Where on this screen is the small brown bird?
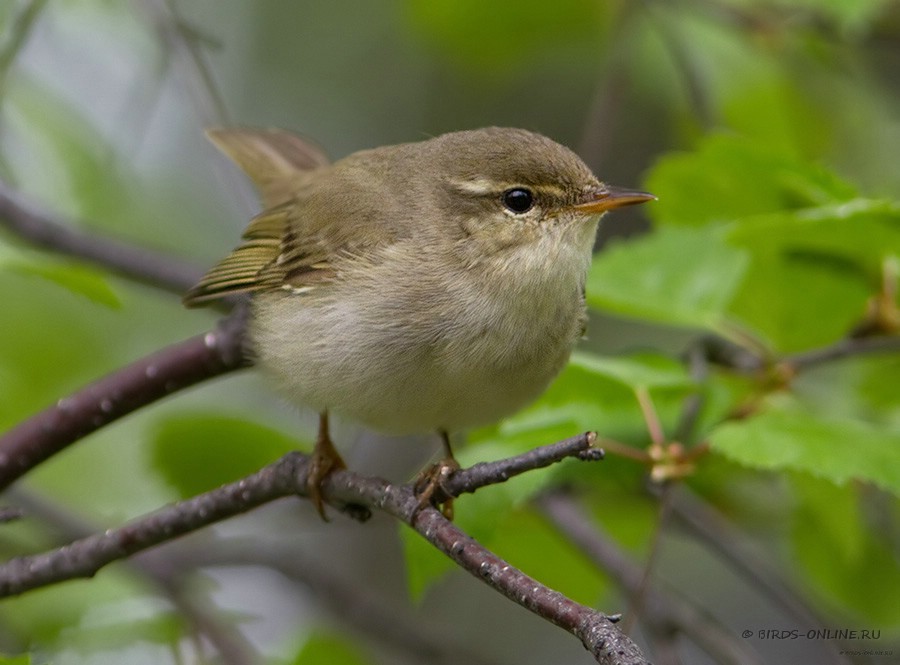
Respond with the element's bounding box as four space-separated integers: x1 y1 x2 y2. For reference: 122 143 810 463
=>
184 127 654 516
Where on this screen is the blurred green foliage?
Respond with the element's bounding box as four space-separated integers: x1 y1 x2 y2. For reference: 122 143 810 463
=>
1 1 899 664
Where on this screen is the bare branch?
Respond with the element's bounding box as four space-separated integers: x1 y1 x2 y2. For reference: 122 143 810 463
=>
413 512 644 665
443 431 603 499
0 181 207 295
0 453 305 597
0 436 647 665
0 306 249 492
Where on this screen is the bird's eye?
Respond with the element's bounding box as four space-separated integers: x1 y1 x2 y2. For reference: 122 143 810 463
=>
501 187 535 214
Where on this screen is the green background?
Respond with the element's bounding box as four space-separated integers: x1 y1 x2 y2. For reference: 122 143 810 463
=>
0 1 898 664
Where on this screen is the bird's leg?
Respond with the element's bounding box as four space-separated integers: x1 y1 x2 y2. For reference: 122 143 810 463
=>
414 429 461 520
307 410 346 520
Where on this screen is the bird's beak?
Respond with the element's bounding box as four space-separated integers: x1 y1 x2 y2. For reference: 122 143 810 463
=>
573 185 656 215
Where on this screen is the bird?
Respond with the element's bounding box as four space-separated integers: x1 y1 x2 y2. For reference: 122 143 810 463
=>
184 126 654 517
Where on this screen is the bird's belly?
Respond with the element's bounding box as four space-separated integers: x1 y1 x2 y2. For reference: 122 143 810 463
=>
250 290 579 434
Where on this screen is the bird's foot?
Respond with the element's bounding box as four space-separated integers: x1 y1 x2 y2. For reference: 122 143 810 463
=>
307 412 346 520
413 456 461 520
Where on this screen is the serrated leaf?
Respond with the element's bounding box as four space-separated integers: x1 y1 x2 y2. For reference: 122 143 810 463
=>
727 242 874 352
150 412 302 498
729 198 900 270
644 133 858 227
709 407 900 496
587 225 749 332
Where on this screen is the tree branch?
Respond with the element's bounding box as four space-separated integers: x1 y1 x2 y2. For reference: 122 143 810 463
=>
0 305 250 492
0 181 207 295
0 435 649 665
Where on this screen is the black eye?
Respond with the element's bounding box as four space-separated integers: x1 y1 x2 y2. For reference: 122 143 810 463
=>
502 187 535 214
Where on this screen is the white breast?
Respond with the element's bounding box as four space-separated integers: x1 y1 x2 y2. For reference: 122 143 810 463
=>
250 220 596 434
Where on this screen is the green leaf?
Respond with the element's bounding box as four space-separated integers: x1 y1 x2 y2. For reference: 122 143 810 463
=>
402 351 691 599
451 352 696 549
644 133 857 227
290 631 369 665
0 569 152 647
401 524 456 601
728 198 900 276
709 404 900 496
0 655 31 665
484 508 605 606
570 350 693 391
790 476 900 625
726 214 879 351
150 412 302 498
6 68 132 223
587 225 749 332
0 241 120 307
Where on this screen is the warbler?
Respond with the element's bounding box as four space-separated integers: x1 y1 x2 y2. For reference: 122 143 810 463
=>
184 127 654 516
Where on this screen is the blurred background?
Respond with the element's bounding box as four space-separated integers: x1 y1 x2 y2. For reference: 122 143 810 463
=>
1 1 899 664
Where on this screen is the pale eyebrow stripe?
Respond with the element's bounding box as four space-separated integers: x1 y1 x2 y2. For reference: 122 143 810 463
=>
447 178 567 199
447 178 500 195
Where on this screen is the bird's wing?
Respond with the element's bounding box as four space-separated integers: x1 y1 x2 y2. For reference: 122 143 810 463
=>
206 127 330 208
182 206 296 305
184 128 405 306
182 198 398 306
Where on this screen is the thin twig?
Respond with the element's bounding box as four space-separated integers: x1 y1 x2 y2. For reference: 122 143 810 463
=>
0 436 646 664
620 482 670 635
0 306 250 492
0 180 207 295
136 0 231 128
444 431 603 498
134 0 260 218
673 339 711 443
635 388 665 447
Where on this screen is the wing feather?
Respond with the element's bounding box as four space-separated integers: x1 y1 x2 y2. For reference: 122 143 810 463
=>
183 208 297 305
